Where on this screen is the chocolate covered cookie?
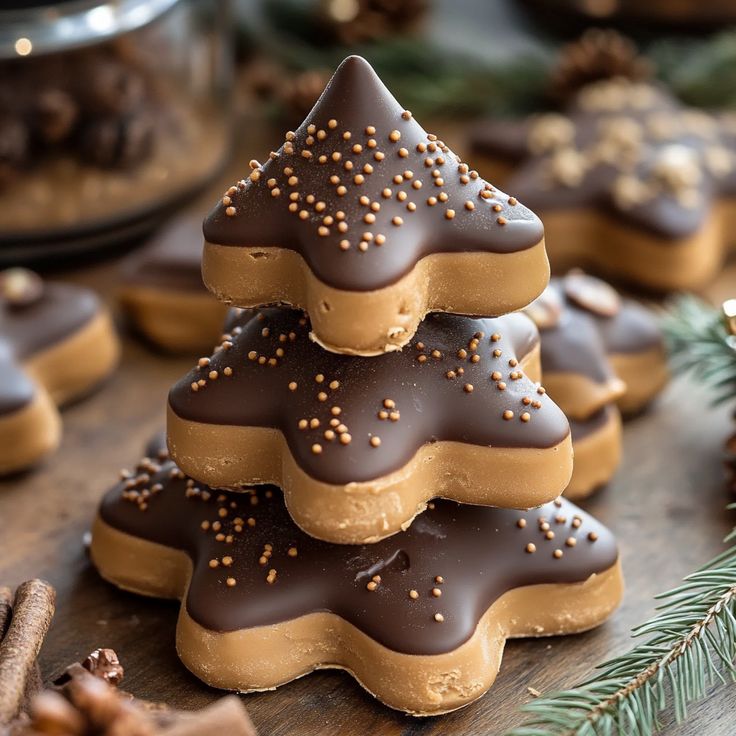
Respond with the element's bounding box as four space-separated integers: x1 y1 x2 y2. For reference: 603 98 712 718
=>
0 269 119 473
167 308 572 544
471 77 736 291
203 56 549 355
524 272 668 498
91 439 622 716
120 215 227 352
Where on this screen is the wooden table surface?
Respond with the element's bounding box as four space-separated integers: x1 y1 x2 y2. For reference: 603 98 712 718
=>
1 133 736 735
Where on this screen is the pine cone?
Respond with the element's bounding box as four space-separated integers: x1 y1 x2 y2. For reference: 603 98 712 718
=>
319 0 429 45
548 29 653 103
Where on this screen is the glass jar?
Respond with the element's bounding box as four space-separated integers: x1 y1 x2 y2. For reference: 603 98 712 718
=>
0 0 233 262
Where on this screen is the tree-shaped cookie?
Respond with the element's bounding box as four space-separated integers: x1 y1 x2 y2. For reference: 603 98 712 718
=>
168 308 572 543
471 35 736 291
203 56 549 355
0 269 119 473
91 438 622 716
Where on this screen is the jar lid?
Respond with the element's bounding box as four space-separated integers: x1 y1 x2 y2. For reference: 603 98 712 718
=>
0 0 180 59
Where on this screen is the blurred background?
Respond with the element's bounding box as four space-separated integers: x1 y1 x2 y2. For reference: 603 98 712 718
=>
3 0 736 269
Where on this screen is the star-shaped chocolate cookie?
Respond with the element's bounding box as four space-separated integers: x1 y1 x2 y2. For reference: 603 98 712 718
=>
203 56 549 355
471 77 736 291
91 438 622 716
0 269 119 473
167 308 572 543
120 215 227 353
524 272 668 498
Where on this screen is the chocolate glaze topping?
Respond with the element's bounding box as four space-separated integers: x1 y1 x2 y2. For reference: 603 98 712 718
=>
98 439 618 655
204 56 544 292
568 405 615 442
471 78 736 239
123 215 207 293
168 308 570 485
0 271 100 415
527 273 663 385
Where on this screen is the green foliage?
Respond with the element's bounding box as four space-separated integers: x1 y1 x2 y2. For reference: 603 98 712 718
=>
507 300 736 736
507 515 736 736
245 2 736 117
650 32 736 109
663 296 736 404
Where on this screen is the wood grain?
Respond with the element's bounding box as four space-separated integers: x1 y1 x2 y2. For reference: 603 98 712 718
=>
0 131 735 735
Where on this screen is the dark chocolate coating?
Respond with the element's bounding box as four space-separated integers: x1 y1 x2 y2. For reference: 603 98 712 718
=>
204 56 544 292
537 275 663 385
471 80 736 239
568 405 614 442
0 280 100 415
168 308 570 485
98 443 618 655
123 214 206 293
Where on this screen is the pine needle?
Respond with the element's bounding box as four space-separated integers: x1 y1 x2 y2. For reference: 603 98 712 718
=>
507 530 736 735
662 295 736 404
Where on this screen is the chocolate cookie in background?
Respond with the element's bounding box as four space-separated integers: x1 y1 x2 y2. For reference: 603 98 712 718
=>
167 307 573 544
120 215 227 353
524 272 668 499
203 55 549 356
0 269 119 475
90 436 622 716
469 31 736 292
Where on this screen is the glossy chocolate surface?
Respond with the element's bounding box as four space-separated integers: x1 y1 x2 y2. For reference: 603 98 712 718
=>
568 405 614 442
0 275 99 415
123 214 206 293
168 308 570 485
98 440 618 655
471 79 736 239
530 274 663 385
204 56 544 292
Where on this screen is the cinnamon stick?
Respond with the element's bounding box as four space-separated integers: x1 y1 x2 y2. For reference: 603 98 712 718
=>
0 580 55 725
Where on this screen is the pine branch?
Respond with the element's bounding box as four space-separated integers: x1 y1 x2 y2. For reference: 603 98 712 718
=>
507 510 736 736
662 295 736 404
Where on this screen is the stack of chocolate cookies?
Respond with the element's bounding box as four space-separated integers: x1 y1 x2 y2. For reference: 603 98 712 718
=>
91 57 624 715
